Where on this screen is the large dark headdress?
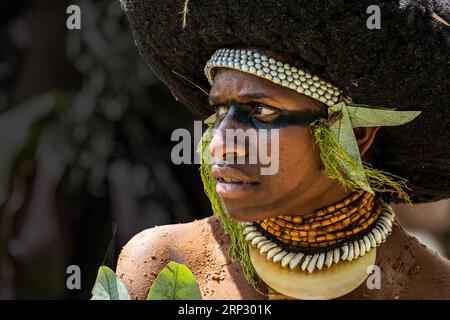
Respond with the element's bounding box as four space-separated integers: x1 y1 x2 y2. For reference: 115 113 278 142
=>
120 0 450 202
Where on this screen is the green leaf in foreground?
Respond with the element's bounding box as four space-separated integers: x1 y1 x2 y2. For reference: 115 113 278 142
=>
91 266 130 300
147 261 202 300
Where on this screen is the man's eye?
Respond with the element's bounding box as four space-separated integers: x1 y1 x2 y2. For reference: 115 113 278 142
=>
253 105 279 121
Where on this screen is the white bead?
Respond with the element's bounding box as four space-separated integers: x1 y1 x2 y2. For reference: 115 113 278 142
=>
288 83 297 90
289 252 305 269
267 246 283 260
281 252 296 267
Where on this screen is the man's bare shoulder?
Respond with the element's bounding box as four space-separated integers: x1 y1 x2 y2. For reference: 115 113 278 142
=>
116 215 226 299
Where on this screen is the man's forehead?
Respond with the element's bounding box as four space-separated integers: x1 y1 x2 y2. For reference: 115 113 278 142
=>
209 68 325 110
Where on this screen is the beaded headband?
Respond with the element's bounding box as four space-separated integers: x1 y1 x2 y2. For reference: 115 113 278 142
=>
204 48 341 107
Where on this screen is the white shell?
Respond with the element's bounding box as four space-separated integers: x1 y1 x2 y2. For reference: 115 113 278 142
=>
307 253 320 273
364 236 372 251
243 226 257 234
347 243 355 261
252 236 267 247
325 251 334 268
341 244 349 260
267 246 282 260
380 216 393 228
249 245 377 300
354 240 360 258
245 231 261 241
301 255 312 271
260 242 277 254
359 239 366 256
281 252 296 267
377 226 387 242
333 248 340 263
273 250 288 263
372 228 382 244
316 253 326 270
377 221 389 234
256 239 270 248
289 252 305 270
368 232 377 248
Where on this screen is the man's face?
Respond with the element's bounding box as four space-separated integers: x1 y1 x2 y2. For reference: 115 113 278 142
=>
208 68 347 222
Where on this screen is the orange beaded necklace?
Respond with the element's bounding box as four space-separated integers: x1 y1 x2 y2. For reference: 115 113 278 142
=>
257 191 382 251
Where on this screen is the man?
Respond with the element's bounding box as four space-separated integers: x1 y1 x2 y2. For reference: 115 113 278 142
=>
116 0 450 299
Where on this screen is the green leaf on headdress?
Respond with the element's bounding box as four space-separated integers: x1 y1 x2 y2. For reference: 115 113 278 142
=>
326 101 421 193
147 261 202 300
335 105 421 128
204 113 216 126
327 102 371 192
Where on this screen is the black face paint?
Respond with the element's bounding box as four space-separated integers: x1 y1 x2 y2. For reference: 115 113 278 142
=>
213 102 326 129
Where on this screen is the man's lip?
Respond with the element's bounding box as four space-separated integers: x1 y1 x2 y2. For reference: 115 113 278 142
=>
212 165 260 198
211 165 260 183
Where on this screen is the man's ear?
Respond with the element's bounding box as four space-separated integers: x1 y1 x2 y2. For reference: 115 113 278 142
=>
353 127 380 158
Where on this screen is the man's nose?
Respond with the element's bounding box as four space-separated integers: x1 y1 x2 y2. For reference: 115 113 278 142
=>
209 116 248 161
